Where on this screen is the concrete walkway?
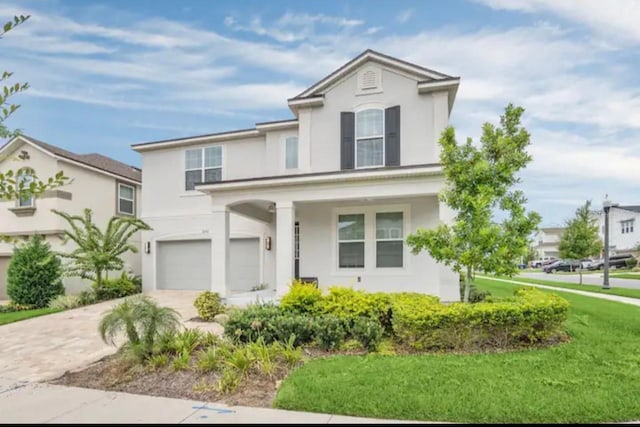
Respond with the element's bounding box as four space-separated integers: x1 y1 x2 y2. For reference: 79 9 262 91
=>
481 276 640 307
519 271 640 290
0 381 423 424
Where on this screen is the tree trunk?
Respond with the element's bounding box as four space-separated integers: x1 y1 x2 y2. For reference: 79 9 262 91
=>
464 266 472 303
96 269 102 285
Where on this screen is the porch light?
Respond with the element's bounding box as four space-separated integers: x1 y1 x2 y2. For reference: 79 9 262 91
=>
144 241 151 254
265 236 272 251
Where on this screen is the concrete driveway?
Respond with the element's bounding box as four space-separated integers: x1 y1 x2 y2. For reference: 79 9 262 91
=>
0 291 220 383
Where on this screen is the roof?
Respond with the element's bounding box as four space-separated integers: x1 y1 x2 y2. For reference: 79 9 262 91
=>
3 135 141 183
618 205 640 213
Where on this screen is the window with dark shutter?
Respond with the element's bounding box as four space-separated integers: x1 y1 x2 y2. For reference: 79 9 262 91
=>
341 112 355 170
385 106 400 166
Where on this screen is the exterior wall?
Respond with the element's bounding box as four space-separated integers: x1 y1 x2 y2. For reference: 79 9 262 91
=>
533 228 563 258
598 208 640 253
0 141 142 294
294 196 453 298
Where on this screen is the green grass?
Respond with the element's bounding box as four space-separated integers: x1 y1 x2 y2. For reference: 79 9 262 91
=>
0 307 61 326
274 279 640 423
611 273 640 280
495 275 640 299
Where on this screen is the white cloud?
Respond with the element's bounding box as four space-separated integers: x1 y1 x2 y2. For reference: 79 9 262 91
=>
396 9 414 23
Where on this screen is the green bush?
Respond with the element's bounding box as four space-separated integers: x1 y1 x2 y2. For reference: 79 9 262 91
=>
320 287 392 330
315 315 347 350
625 257 638 268
48 294 81 310
280 280 323 314
78 289 98 306
93 272 141 301
194 291 224 321
350 317 384 352
392 287 569 351
7 235 64 308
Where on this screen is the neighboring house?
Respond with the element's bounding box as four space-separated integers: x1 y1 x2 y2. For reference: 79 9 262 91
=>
594 205 640 256
132 49 461 301
533 227 564 259
0 135 142 298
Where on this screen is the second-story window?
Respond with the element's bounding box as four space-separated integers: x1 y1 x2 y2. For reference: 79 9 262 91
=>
621 219 635 234
355 109 384 168
16 167 34 208
118 183 135 216
185 146 223 191
285 137 298 169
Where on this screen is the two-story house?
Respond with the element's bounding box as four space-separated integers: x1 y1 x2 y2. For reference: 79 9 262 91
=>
0 135 142 298
595 205 640 255
533 227 565 259
132 50 461 301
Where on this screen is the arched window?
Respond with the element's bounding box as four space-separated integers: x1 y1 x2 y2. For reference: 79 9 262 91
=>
355 108 384 168
16 168 35 208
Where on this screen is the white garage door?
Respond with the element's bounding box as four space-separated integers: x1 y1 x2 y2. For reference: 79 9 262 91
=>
229 238 260 292
0 256 10 299
157 240 211 290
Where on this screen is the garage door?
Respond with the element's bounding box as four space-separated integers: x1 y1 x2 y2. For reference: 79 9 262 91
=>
157 240 211 290
0 256 9 299
229 238 260 292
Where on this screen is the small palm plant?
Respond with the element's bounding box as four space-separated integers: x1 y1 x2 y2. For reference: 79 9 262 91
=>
98 295 181 360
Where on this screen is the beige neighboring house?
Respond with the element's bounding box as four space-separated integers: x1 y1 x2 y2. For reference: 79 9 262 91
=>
533 227 565 259
0 135 142 299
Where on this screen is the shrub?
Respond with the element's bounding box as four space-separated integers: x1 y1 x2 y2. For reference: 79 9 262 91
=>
7 235 64 308
194 291 224 321
0 302 34 313
350 317 384 352
78 289 98 306
48 294 81 310
280 280 323 314
321 287 392 330
93 272 141 301
197 347 222 373
391 287 569 351
625 257 638 268
314 315 347 350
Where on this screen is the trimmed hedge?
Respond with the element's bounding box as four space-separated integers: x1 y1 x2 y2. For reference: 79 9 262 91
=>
93 272 141 301
280 280 323 315
392 287 569 351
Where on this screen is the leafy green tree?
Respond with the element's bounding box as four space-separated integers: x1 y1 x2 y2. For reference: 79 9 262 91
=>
406 104 541 302
558 200 603 284
0 15 68 207
52 208 152 284
99 295 181 360
7 235 64 307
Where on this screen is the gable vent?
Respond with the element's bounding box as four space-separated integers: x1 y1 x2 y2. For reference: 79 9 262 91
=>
361 70 378 89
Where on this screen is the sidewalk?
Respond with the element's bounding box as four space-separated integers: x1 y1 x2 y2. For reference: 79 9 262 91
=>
480 276 640 307
0 380 426 424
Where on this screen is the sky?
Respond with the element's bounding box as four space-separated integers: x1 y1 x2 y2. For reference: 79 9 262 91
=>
1 0 639 226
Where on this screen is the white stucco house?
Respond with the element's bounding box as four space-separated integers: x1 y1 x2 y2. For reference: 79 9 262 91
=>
594 205 640 255
0 135 142 297
133 49 461 301
533 227 565 259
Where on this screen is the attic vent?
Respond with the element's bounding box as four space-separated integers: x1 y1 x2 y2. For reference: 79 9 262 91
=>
361 70 378 89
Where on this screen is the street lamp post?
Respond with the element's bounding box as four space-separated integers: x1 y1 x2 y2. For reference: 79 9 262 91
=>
602 198 619 290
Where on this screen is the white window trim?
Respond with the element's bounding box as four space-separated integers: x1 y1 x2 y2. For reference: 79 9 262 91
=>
184 145 225 192
283 135 299 171
117 183 136 216
355 108 385 169
621 219 635 234
332 204 411 276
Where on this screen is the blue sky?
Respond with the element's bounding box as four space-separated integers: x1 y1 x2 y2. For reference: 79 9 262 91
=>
2 0 639 226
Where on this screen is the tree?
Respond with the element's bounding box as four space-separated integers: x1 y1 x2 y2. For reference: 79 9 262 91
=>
52 208 152 284
406 104 541 302
558 200 603 285
0 15 68 207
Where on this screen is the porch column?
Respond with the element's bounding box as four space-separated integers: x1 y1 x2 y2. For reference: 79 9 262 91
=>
438 200 460 302
276 201 295 297
211 205 229 297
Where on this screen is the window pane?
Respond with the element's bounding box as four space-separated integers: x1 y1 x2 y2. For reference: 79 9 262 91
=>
285 137 298 169
119 185 134 200
204 168 222 182
356 138 383 167
205 146 222 168
19 195 33 207
377 241 403 268
356 109 383 138
185 149 202 170
376 212 403 239
338 214 365 240
119 199 134 215
339 242 365 268
185 170 201 191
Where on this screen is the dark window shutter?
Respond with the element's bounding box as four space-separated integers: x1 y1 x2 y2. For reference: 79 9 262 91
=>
385 106 401 166
341 112 355 170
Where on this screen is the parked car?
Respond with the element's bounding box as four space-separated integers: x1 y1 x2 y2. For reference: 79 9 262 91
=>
580 258 594 269
587 254 635 270
544 259 582 273
531 257 557 268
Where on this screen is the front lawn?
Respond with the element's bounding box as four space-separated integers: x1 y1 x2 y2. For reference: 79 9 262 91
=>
274 278 640 423
0 307 62 326
495 275 640 299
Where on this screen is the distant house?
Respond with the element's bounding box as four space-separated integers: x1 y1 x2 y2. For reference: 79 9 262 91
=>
0 135 142 298
593 205 640 256
533 227 565 259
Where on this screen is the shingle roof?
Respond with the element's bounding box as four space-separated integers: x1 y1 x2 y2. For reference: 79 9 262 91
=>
15 135 141 183
619 205 640 213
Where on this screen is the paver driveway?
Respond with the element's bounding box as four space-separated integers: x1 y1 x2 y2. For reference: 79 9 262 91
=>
0 291 221 382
